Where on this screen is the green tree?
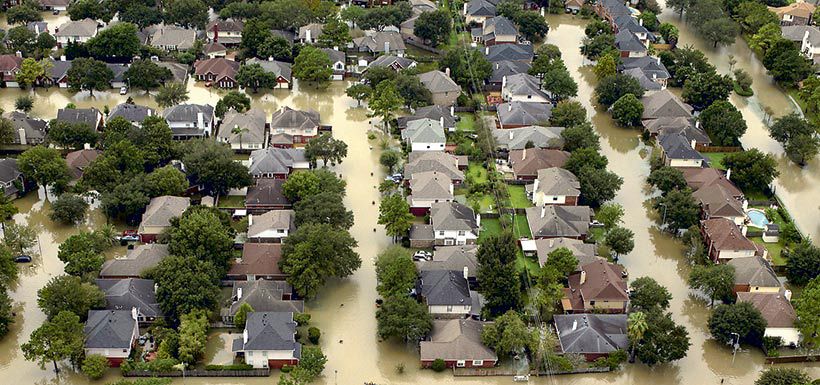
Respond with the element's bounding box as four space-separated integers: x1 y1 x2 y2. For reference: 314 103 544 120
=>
145 165 189 197
682 71 733 111
639 11 658 31
629 276 672 312
604 226 634 257
786 240 820 286
375 295 432 342
413 9 451 46
0 288 14 339
66 58 114 96
177 309 209 364
181 139 253 196
168 208 234 272
593 53 617 80
49 194 88 224
240 19 272 58
233 303 253 328
346 83 372 106
634 309 690 365
481 310 535 358
708 302 767 347
124 60 173 92
769 113 820 166
477 233 522 316
379 150 401 173
515 11 550 42
564 147 607 175
293 46 332 87
119 4 164 28
654 188 699 231
595 74 644 107
798 76 820 114
689 264 735 306
235 64 274 93
164 0 209 29
378 193 413 242
68 0 113 22
375 246 417 298
318 17 352 48
659 23 680 46
395 73 433 109
795 276 820 347
6 26 37 56
281 223 361 299
0 246 17 283
611 93 643 127
368 80 404 132
560 122 600 152
21 310 85 372
304 133 348 167
749 23 781 54
147 255 221 325
438 47 492 92
577 166 623 207
540 59 577 101
81 354 109 380
698 100 747 146
86 22 141 60
648 166 687 195
596 203 624 230
762 38 813 86
720 150 779 192
16 58 44 89
3 223 37 254
294 191 354 229
6 2 42 25
550 100 587 128
585 20 612 38
259 35 293 62
18 146 70 199
46 120 98 150
57 232 106 277
155 82 189 108
15 95 34 112
755 368 812 385
544 247 579 278
278 346 327 385
735 1 778 35
581 34 616 60
627 311 648 363
698 17 738 48
660 46 714 87
215 91 251 118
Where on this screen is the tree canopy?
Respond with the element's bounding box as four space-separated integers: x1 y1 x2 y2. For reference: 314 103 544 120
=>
477 233 522 316
708 302 767 347
281 223 361 299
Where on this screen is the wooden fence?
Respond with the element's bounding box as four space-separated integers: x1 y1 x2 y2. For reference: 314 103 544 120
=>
453 366 610 377
764 354 820 364
694 144 743 153
124 369 270 377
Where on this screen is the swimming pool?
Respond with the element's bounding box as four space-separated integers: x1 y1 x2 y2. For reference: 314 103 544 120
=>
747 209 770 228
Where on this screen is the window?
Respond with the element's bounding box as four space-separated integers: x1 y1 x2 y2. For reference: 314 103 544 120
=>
552 196 558 201
458 231 465 236
472 360 484 366
263 351 268 357
277 229 285 233
590 301 596 306
447 305 453 312
439 231 445 236
456 360 466 367
248 351 254 357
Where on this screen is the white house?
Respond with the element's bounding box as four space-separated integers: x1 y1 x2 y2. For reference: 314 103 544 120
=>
501 73 550 103
55 19 98 46
162 104 215 139
247 210 295 243
431 202 480 246
738 291 801 347
84 309 139 367
528 167 580 206
401 118 446 152
232 312 301 369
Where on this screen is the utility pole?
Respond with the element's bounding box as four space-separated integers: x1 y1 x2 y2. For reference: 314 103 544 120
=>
730 332 740 364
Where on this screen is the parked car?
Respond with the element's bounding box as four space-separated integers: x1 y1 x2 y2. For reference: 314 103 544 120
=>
119 86 128 95
14 255 32 263
412 250 432 261
119 230 139 242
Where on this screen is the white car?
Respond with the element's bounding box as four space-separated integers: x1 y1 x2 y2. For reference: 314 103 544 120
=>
119 86 128 95
412 250 432 261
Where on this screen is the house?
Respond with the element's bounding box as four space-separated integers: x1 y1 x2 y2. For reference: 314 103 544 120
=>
508 148 570 180
352 31 406 56
203 41 228 58
614 29 646 58
162 104 215 139
194 57 240 88
484 44 534 63
497 101 553 129
623 67 663 91
728 256 781 294
39 0 69 11
613 14 653 44
150 25 196 51
488 60 532 87
43 57 72 88
770 2 815 26
99 244 170 279
218 109 268 150
232 312 301 369
138 196 191 242
643 117 710 147
398 105 456 131
55 18 98 46
246 178 292 213
207 18 243 46
228 243 287 281
737 291 800 346
798 27 820 64
418 270 473 316
84 310 139 367
321 48 346 80
681 168 743 198
401 118 446 151
65 149 101 180
595 0 631 24
269 107 321 145
417 245 479 284
245 58 293 89
157 61 190 84
0 54 22 87
221 280 303 325
619 56 670 89
410 0 437 14
472 16 518 45
658 133 707 168
528 167 580 206
527 205 591 240
641 89 693 121
247 210 295 243
298 23 323 44
562 260 629 313
501 73 549 103
0 158 23 197
404 151 467 184
463 0 497 25
532 237 597 268
108 103 156 127
4 111 46 145
420 318 497 368
692 183 747 225
248 148 309 179
492 126 564 150
107 63 129 89
430 201 479 246
56 107 103 132
418 70 461 107
271 29 296 44
701 218 759 262
96 278 162 324
366 55 417 72
408 171 454 215
554 314 628 361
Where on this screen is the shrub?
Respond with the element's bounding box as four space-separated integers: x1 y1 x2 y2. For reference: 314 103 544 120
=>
431 358 446 372
294 313 311 326
81 354 109 379
308 326 321 344
395 362 405 374
204 364 254 371
281 364 294 373
121 358 180 374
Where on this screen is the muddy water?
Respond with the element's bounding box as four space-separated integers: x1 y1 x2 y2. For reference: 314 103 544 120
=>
655 6 820 241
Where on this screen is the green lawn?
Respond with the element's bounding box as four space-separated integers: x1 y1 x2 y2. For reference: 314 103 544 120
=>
745 190 771 201
479 218 502 242
456 113 476 132
588 227 606 243
466 162 489 184
515 249 540 276
750 237 787 266
217 195 245 208
507 185 532 208
704 152 730 169
511 214 531 238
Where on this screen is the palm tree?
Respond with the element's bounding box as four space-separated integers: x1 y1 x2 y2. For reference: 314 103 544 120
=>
627 311 648 363
94 224 119 248
231 125 249 150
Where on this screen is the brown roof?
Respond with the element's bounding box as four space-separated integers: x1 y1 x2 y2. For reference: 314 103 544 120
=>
692 183 745 219
565 260 628 310
769 2 815 19
66 149 101 180
420 319 497 362
0 54 22 73
509 148 570 178
728 256 781 288
246 178 291 208
701 218 757 252
229 243 284 278
737 292 796 328
194 57 240 82
681 167 743 197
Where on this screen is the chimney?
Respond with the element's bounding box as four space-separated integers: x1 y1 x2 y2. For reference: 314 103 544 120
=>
449 182 454 196
15 51 22 58
213 23 219 43
445 67 450 77
237 287 243 300
131 307 138 321
384 41 390 54
725 168 731 181
248 214 253 227
784 290 792 302
540 205 546 218
60 55 66 62
509 130 514 140
18 128 26 146
463 2 468 14
639 18 643 26
580 270 587 285
440 116 444 128
154 283 158 293
502 75 507 89
549 239 554 248
495 63 499 69
475 213 481 228
83 142 91 150
450 106 454 117
522 148 527 160
463 266 469 280
533 178 539 194
243 328 248 343
741 225 748 237
268 56 274 62
657 56 661 66
306 28 312 43
690 139 696 150
485 46 489 55
653 73 657 79
197 111 204 129
571 319 577 331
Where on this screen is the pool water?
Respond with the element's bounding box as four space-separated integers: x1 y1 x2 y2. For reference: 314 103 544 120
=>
747 209 770 228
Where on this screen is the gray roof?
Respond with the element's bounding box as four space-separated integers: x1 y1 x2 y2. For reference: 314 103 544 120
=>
246 58 292 82
218 109 267 145
404 152 465 181
420 270 471 306
228 280 304 316
781 25 819 42
503 72 548 100
497 101 553 126
526 205 591 238
139 196 191 230
271 29 296 43
248 209 295 238
246 178 291 207
150 26 196 50
56 107 100 129
46 58 72 81
4 111 46 144
418 70 461 95
554 314 628 355
27 21 48 35
600 0 631 18
431 202 477 232
353 31 406 53
614 15 652 38
0 158 21 184
402 118 446 144
55 18 97 37
417 245 479 279
492 126 564 150
107 63 128 83
109 103 155 124
619 56 670 80
298 23 324 40
207 18 244 33
641 90 693 120
99 244 170 278
233 312 300 352
398 105 455 130
465 0 496 16
420 318 497 362
659 133 705 161
623 67 662 91
409 171 453 202
84 310 136 349
533 167 580 196
156 62 189 83
485 44 534 63
368 55 416 70
490 60 532 84
321 48 345 65
656 120 711 146
270 106 319 131
614 29 646 53
534 237 598 268
249 148 306 176
96 278 162 318
482 16 517 41
163 104 214 124
728 256 781 288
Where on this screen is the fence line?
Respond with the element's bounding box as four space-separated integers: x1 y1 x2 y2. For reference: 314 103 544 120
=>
124 369 270 377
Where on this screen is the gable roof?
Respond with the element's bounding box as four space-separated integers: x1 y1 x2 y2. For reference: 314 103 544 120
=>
228 280 303 315
321 48 345 65
568 260 629 302
492 126 564 150
420 318 497 361
534 237 597 268
398 105 456 130
163 103 214 124
420 270 471 306
728 256 781 288
56 107 100 128
368 55 416 70
235 312 299 351
298 23 324 40
482 16 517 41
417 245 479 278
248 210 295 237
99 244 170 278
84 310 136 349
692 183 745 218
404 152 465 181
623 67 662 91
619 56 670 80
353 31 406 53
410 171 454 202
641 90 693 120
533 167 580 197
402 118 446 144
4 111 46 143
681 167 742 197
490 60 532 84
497 101 553 127
230 243 285 278
207 18 244 33
614 29 646 53
509 148 570 177
203 41 227 54
270 106 320 130
156 61 190 83
503 72 548 100
0 158 20 184
737 291 797 328
218 109 267 145
66 149 101 180
701 218 757 252
246 58 292 81
0 55 22 73
485 44 534 62
769 2 815 19
526 205 591 238
194 57 240 81
139 196 190 230
554 314 628 354
150 25 196 50
55 18 97 37
46 58 72 81
418 70 461 95
96 278 162 318
431 202 477 232
658 133 705 161
246 178 291 207
249 148 307 176
465 0 497 17
109 103 155 124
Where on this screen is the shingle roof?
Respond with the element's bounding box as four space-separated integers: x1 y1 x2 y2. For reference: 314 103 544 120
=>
194 57 240 81
99 244 170 278
619 56 670 80
485 44 534 62
203 41 227 54
701 218 757 252
526 205 591 238
418 70 461 95
554 314 628 355
228 280 303 316
417 245 479 278
353 31 406 53
681 168 742 197
218 109 267 145
4 111 46 144
246 58 292 81
138 196 190 231
482 16 517 41
420 318 497 362
234 312 299 351
503 72 548 100
492 126 564 150
769 2 816 20
270 106 320 131
465 0 497 17
692 183 745 218
55 19 97 37
533 167 580 197
56 107 100 129
431 202 477 232
321 48 345 65
298 23 324 40
96 278 162 318
490 60 532 84
728 256 781 288
534 237 597 268
150 26 196 50
84 310 136 349
404 152 465 181
420 270 471 306
781 25 819 42
569 260 629 302
641 89 693 120
659 133 705 161
0 54 22 73
65 149 101 180
246 178 291 207
737 291 797 328
46 58 72 81
368 55 415 70
248 210 295 238
410 171 453 202
402 118 446 144
497 101 553 127
156 61 189 83
509 148 570 177
230 243 285 278
614 29 646 53
109 103 155 125
162 104 214 124
623 67 663 91
207 18 244 33
644 117 711 145
398 105 455 130
0 158 20 184
614 15 651 38
249 148 306 176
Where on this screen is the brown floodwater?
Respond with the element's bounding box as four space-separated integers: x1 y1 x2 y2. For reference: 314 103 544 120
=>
0 12 818 385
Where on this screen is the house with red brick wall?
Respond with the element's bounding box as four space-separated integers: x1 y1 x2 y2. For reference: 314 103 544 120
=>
561 260 629 314
554 314 628 361
84 309 139 367
527 167 580 206
232 312 301 369
193 57 240 88
137 196 190 243
420 318 497 369
509 148 570 180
